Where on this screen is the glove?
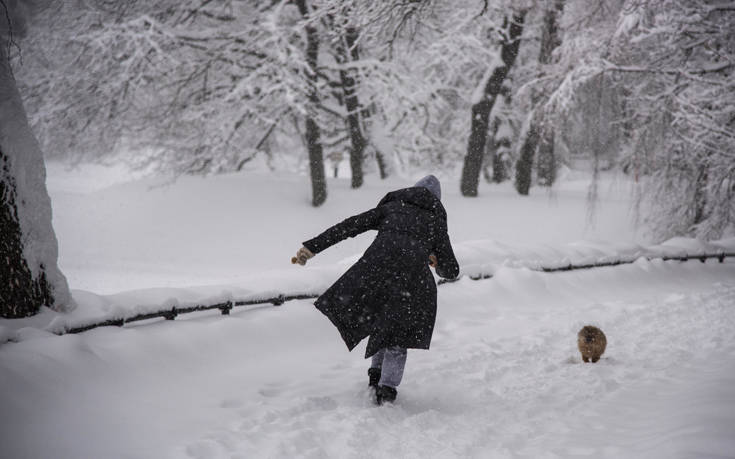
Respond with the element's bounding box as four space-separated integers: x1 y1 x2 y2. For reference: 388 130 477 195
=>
292 246 315 266
429 254 438 268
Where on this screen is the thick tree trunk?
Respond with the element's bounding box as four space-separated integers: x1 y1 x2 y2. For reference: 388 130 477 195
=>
1 151 43 317
460 12 525 197
296 0 327 206
338 25 365 189
0 44 75 317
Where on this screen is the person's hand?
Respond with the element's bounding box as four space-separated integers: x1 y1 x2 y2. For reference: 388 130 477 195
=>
292 246 315 266
429 254 438 268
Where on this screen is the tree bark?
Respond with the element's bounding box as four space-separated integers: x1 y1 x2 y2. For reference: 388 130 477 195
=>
539 0 564 66
1 151 42 317
692 164 708 226
460 12 525 197
534 0 564 187
337 25 365 188
374 145 389 179
515 114 539 195
0 44 75 317
295 0 327 206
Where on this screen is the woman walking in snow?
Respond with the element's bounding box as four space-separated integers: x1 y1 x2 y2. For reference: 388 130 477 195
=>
294 175 459 404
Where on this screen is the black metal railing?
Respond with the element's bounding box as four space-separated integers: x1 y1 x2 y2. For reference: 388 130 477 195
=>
38 250 735 336
438 251 735 284
62 293 321 335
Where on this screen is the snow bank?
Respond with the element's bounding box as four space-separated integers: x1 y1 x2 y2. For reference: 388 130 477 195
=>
1 236 733 338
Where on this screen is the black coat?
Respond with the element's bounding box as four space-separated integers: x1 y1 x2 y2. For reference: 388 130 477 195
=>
303 187 459 358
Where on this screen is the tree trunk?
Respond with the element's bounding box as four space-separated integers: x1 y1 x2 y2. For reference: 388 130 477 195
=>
692 163 708 226
374 147 389 179
539 1 564 66
305 117 327 206
493 137 511 183
296 0 327 206
536 128 556 186
515 1 564 192
338 25 365 189
515 113 539 195
460 12 525 197
483 113 512 184
534 0 564 187
0 44 75 317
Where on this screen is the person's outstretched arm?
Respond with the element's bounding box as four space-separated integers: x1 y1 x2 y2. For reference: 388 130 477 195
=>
301 207 383 256
433 219 459 279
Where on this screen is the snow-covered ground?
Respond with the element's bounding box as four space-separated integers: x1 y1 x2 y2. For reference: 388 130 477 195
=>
43 162 643 294
1 163 734 459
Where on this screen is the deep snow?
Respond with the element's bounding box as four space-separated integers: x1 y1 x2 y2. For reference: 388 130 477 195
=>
1 163 734 459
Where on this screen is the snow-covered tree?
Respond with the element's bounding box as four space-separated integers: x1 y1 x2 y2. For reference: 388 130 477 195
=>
608 0 735 240
17 1 287 173
535 0 733 239
460 10 526 197
13 0 733 239
1 0 74 317
17 1 515 176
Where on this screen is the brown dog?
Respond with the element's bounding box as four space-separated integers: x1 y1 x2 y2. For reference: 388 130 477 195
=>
577 326 607 363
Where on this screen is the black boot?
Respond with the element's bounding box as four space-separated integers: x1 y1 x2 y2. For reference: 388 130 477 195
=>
376 385 397 405
368 367 381 388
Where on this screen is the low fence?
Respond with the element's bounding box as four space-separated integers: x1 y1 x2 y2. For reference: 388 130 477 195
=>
59 251 735 336
438 251 735 283
63 293 320 334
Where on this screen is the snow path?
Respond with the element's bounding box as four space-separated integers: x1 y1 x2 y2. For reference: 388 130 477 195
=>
3 260 733 459
177 262 735 459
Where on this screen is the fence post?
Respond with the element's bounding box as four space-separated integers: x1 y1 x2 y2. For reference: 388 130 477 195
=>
220 301 233 315
163 307 178 321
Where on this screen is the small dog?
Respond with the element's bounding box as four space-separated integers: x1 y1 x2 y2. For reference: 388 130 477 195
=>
577 325 607 363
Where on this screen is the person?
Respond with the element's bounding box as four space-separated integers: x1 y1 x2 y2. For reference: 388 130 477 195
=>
294 175 459 405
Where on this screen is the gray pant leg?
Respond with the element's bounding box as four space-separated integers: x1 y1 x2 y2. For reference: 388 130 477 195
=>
378 346 407 388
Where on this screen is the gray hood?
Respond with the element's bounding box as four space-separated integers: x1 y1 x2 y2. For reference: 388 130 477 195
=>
414 175 441 201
